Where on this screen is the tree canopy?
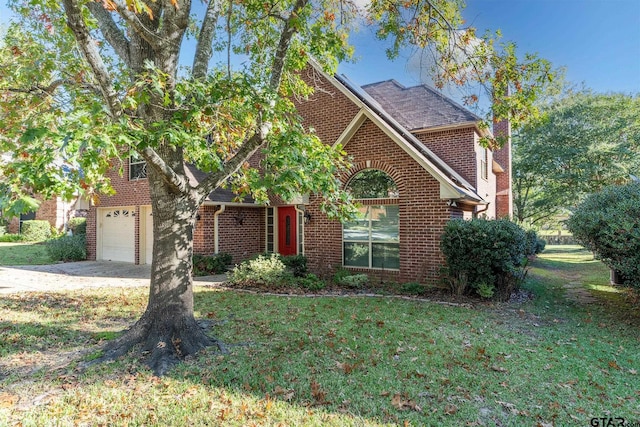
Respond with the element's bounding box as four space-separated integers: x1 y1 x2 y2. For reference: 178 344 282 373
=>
513 90 640 226
1 0 553 374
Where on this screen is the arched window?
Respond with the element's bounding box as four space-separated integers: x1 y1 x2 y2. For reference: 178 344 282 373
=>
346 169 399 199
343 170 399 270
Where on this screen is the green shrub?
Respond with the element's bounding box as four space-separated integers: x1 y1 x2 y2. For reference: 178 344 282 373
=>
45 235 87 262
440 218 528 300
567 182 640 287
67 217 87 235
229 254 293 286
525 229 546 256
338 273 369 289
399 282 426 296
332 267 352 285
0 234 23 242
476 282 495 299
280 254 308 277
193 252 232 276
297 273 326 291
21 220 52 242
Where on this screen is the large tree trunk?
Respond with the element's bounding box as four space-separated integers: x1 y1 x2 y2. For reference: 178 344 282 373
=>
97 167 224 375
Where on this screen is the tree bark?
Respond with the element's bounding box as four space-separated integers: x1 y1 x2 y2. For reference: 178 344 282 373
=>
98 166 224 375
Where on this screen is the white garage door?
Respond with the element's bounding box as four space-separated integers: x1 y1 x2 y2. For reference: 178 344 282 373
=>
99 207 135 262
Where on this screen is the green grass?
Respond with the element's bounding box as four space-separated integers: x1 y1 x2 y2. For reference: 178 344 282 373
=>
1 245 639 426
0 242 53 265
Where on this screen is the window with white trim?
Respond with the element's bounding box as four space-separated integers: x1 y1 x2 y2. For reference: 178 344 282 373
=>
129 153 147 180
265 207 275 253
480 147 488 181
343 169 399 269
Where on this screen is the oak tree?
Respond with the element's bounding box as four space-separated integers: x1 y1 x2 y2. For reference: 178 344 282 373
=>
513 91 640 226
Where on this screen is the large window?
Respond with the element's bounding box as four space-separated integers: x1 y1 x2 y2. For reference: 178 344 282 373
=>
343 169 399 269
343 205 399 269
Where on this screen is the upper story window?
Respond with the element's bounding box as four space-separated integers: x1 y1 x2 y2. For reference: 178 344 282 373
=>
480 147 488 181
343 169 399 270
129 153 147 180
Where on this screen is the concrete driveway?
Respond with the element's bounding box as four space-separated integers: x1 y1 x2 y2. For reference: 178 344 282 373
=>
0 261 227 294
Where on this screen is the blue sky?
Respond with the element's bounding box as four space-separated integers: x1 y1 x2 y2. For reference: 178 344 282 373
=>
341 0 640 95
2 0 639 95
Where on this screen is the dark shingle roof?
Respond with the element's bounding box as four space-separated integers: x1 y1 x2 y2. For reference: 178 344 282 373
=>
185 164 255 204
362 80 481 131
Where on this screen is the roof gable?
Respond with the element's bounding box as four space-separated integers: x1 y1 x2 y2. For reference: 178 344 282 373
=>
362 80 482 131
307 62 485 204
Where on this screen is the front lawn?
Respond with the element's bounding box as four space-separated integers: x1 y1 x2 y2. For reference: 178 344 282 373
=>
0 245 638 426
0 242 53 265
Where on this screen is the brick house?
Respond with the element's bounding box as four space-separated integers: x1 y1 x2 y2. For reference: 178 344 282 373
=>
6 195 89 234
85 63 511 284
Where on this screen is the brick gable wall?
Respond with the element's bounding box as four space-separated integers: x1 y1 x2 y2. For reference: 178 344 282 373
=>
304 118 456 284
295 68 361 145
414 127 478 187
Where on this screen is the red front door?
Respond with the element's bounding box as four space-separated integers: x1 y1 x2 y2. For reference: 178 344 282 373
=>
278 206 297 256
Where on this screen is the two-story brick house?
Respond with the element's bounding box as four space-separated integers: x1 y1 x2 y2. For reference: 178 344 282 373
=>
85 62 511 284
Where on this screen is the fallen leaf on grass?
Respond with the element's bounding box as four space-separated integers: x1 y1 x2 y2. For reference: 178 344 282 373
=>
391 393 422 412
0 392 19 408
608 360 621 370
310 379 328 405
443 403 458 415
491 365 507 373
273 386 295 401
336 360 359 374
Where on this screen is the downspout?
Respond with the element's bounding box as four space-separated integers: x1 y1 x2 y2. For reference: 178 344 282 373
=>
474 203 491 218
213 205 226 254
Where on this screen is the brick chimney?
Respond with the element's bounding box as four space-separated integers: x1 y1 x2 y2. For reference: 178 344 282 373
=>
493 118 512 219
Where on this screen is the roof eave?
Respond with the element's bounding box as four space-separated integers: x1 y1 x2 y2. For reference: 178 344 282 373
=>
411 121 491 138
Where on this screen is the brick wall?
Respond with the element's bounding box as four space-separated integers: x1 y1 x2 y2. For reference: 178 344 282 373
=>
6 195 76 234
493 119 512 218
295 67 361 145
414 127 478 187
217 207 263 263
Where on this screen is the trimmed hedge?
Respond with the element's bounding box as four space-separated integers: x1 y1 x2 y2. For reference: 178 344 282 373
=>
193 252 232 276
67 217 87 235
567 182 640 288
21 220 52 242
46 235 87 262
440 218 529 300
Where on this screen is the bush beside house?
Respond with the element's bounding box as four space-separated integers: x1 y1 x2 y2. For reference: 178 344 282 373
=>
567 182 640 288
440 218 531 300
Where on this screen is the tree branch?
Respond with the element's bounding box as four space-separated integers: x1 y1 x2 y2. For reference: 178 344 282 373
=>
269 0 309 90
139 146 190 194
110 0 162 51
87 2 132 69
61 0 122 118
195 131 266 200
157 0 191 61
7 79 101 96
192 0 223 79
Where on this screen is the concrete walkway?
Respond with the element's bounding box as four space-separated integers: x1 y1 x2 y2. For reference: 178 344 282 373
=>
0 261 227 294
